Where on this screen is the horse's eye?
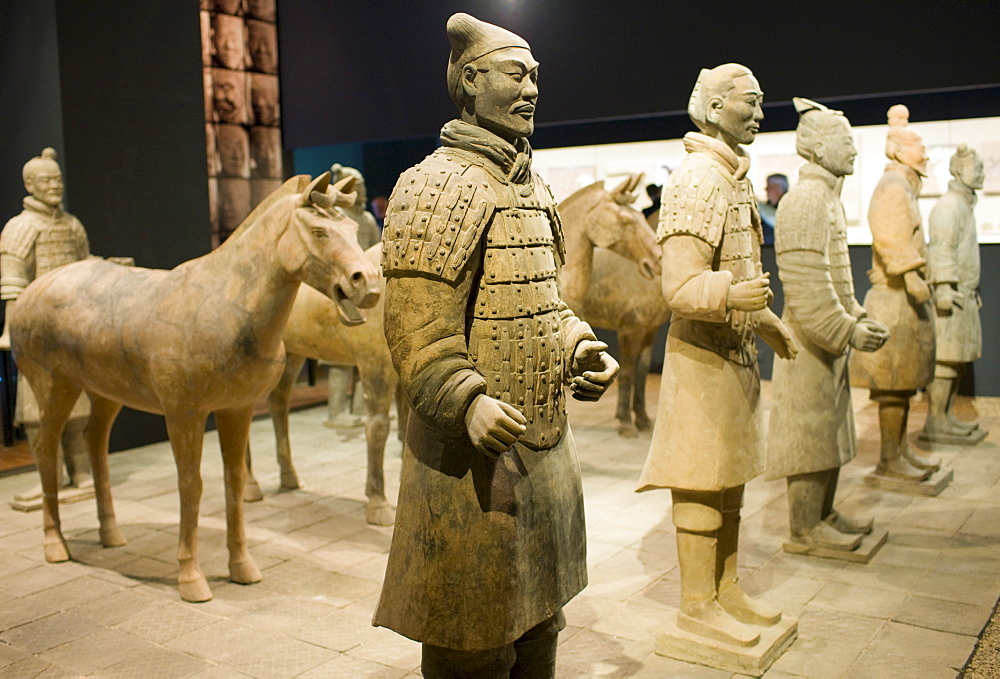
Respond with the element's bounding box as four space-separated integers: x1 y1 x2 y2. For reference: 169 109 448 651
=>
310 226 329 239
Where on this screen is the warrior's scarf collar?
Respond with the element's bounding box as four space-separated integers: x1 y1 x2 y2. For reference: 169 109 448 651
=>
22 195 64 219
683 132 752 181
440 119 533 184
884 161 923 195
948 178 978 207
799 162 845 196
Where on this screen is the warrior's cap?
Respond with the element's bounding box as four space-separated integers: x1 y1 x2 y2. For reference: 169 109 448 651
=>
447 12 530 106
22 147 61 183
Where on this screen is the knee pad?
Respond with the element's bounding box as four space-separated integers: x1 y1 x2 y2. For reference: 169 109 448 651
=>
672 493 723 532
935 363 960 380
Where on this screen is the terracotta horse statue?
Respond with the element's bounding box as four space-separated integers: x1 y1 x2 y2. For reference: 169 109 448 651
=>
558 174 668 437
10 173 380 602
244 243 400 527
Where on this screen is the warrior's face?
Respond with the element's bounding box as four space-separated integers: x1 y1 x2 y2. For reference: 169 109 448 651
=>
711 74 763 148
464 47 539 143
956 153 985 191
817 117 857 178
25 162 64 209
894 134 929 177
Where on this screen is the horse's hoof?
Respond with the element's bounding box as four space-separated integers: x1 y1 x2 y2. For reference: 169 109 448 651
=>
366 502 395 526
618 424 639 439
100 526 127 548
179 575 213 603
229 558 262 585
279 472 301 491
242 481 264 503
44 539 70 563
634 415 653 431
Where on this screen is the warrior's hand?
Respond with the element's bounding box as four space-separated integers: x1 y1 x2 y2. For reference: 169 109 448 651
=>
757 309 797 360
934 284 962 313
850 318 890 352
570 340 618 402
903 270 931 305
728 273 771 312
0 330 9 352
465 394 527 458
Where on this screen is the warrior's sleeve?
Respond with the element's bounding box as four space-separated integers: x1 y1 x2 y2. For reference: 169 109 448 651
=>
927 194 960 285
868 177 925 276
381 157 495 433
0 216 38 300
657 165 732 322
70 216 91 260
775 185 857 355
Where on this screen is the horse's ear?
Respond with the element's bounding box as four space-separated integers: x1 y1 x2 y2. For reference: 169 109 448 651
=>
610 175 632 197
330 176 358 208
628 172 644 194
303 172 332 206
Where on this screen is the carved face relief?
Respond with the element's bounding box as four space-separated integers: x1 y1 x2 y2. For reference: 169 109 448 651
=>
212 14 245 70
817 118 857 178
465 47 539 143
711 74 763 148
957 153 985 191
25 163 64 209
895 136 929 177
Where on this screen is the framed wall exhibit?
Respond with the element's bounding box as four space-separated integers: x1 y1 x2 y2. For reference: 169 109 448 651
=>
534 115 1000 245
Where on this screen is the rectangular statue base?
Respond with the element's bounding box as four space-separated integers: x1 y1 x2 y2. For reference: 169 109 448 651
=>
863 467 953 497
654 610 798 675
9 486 95 512
783 527 887 564
916 428 987 448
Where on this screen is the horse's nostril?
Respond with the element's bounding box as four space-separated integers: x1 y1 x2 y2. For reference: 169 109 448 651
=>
351 271 364 285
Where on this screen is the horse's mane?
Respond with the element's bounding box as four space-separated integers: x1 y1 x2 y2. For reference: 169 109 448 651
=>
560 180 606 212
218 175 311 250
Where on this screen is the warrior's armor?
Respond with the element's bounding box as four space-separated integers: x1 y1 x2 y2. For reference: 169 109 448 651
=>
383 141 580 449
0 197 89 300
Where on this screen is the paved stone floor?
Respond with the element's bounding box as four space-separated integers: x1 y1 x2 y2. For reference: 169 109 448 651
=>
0 378 997 677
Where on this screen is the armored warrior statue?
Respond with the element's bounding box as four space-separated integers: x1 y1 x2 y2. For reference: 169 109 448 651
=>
374 14 618 678
850 105 939 481
767 99 889 553
323 164 382 430
0 149 93 504
637 64 797 648
923 144 987 445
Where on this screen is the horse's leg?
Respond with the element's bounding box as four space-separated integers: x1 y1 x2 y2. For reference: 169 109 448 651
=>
394 380 409 444
266 353 306 492
215 406 261 587
242 442 262 502
164 412 212 602
27 368 79 562
633 330 655 432
361 365 394 526
84 393 126 548
616 327 641 438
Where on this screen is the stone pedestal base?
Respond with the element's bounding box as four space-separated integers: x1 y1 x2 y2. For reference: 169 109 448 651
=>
10 485 95 512
783 527 888 564
917 427 987 448
654 609 798 675
863 467 953 497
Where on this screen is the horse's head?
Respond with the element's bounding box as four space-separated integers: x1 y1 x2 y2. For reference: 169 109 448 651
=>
581 174 661 279
279 172 380 325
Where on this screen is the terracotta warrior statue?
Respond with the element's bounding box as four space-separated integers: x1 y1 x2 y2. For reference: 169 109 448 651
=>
324 164 382 430
767 99 889 552
374 13 618 678
1 149 94 503
923 144 987 444
850 105 938 481
637 64 797 647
